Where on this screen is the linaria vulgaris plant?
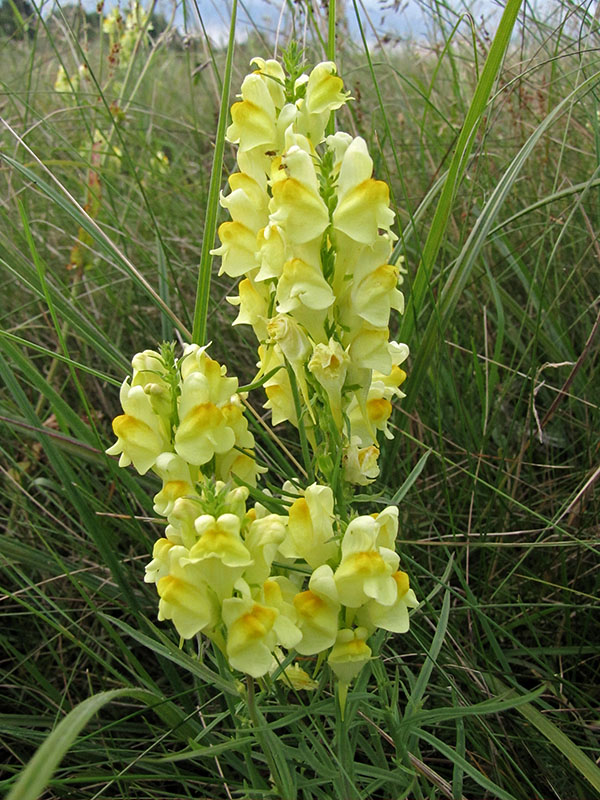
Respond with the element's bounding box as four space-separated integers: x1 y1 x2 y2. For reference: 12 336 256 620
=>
106 53 418 715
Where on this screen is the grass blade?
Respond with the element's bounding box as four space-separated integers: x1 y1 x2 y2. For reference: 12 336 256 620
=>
388 449 432 504
487 677 600 793
399 0 523 346
191 0 237 345
106 614 239 697
5 688 160 800
0 150 190 339
402 67 600 408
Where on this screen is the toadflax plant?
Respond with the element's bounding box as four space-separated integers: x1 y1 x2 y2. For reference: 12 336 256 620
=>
106 53 418 715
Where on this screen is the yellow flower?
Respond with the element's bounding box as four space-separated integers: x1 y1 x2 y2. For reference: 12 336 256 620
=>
179 344 237 394
260 576 300 636
269 146 330 244
267 314 313 415
333 137 395 244
174 371 239 466
228 276 270 341
255 223 287 281
213 398 264 486
358 570 419 634
211 172 270 278
325 130 353 167
327 627 371 684
267 314 311 370
259 345 297 427
249 57 286 107
220 171 269 233
371 505 399 550
223 591 301 678
376 341 409 396
307 339 350 427
106 379 172 475
152 452 195 517
343 441 380 485
243 513 287 585
130 348 166 382
334 515 399 607
294 565 340 655
144 537 176 585
223 599 278 677
347 325 393 374
227 73 278 153
183 513 253 600
351 263 404 328
164 496 202 549
155 545 219 638
276 257 334 314
347 367 406 447
305 62 350 115
216 449 265 487
213 221 259 278
278 483 337 569
294 62 351 144
190 514 251 567
175 403 235 466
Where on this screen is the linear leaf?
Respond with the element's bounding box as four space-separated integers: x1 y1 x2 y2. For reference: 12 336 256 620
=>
6 688 159 800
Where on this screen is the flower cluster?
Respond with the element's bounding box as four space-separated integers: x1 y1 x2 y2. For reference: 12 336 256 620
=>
106 343 264 489
107 344 417 687
102 1 153 65
151 478 417 683
54 2 152 95
214 58 409 486
107 55 418 701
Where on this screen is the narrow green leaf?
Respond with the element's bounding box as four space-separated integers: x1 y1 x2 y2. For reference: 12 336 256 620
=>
191 0 237 344
105 614 239 697
489 174 600 236
487 677 600 793
400 0 523 350
389 450 431 504
403 67 600 408
5 688 159 800
452 687 465 800
149 735 255 763
405 589 450 720
0 330 120 386
402 685 545 730
415 728 518 800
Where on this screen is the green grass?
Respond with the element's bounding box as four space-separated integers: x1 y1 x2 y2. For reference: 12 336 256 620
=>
1 1 599 798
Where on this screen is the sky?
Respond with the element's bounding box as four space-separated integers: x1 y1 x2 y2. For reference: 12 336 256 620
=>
62 0 563 45
173 0 506 42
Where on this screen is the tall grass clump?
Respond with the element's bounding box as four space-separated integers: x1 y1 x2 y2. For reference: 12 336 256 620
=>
1 1 598 799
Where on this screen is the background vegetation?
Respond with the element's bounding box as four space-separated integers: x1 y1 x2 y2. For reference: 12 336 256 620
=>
0 0 598 798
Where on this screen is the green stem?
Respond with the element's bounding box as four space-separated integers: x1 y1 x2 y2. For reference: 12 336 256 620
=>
335 683 359 798
191 0 238 344
284 358 314 482
326 0 336 137
327 0 336 62
246 675 293 799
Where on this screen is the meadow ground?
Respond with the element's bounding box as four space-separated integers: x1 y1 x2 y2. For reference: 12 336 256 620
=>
0 1 599 798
